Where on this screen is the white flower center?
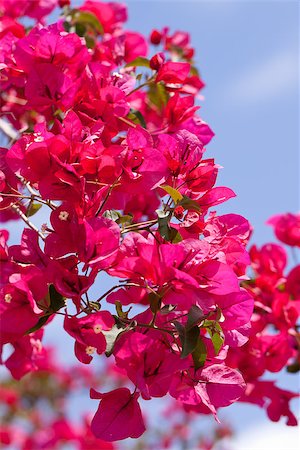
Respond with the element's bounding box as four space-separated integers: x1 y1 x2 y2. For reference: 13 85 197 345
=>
93 324 102 334
33 133 44 142
85 346 96 355
4 293 12 303
59 211 69 221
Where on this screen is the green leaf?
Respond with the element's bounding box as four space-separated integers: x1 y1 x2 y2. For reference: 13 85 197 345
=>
211 332 224 355
186 305 205 330
25 314 51 335
149 292 161 314
215 306 225 323
127 109 147 129
26 203 42 218
160 185 183 204
287 362 300 373
156 209 171 238
48 285 66 313
174 321 199 358
104 209 133 225
156 209 182 243
170 229 183 243
117 214 133 225
31 285 65 334
84 35 96 49
192 337 207 370
72 10 103 34
103 209 121 222
178 195 201 212
148 82 168 109
125 57 150 68
204 320 224 355
190 66 199 77
115 301 131 319
75 22 86 36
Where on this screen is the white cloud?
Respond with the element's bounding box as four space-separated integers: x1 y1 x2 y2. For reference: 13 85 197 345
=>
228 421 300 450
225 47 299 105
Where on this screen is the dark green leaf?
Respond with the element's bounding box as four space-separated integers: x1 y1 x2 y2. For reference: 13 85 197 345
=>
156 209 182 243
186 305 205 330
48 285 66 313
215 306 225 323
157 209 171 239
160 304 177 315
192 336 207 370
192 337 207 370
25 315 51 335
287 362 300 373
75 22 86 36
84 35 96 49
174 321 199 358
149 292 161 314
178 195 201 212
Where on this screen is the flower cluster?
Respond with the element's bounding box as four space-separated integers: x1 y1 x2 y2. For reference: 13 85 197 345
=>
0 0 298 443
226 212 300 425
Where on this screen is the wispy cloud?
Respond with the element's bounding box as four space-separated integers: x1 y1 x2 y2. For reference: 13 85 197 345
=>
225 47 299 105
229 421 300 450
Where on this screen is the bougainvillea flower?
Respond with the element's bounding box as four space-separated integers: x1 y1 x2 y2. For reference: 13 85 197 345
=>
90 388 146 441
114 330 186 399
267 213 300 247
156 61 190 84
4 330 46 379
64 311 115 364
170 364 246 418
80 1 127 33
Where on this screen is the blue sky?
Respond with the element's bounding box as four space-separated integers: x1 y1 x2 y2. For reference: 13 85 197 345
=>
1 1 299 448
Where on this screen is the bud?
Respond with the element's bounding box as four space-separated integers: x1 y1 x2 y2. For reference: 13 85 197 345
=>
183 47 194 60
58 0 70 7
150 29 162 45
150 52 165 71
174 205 185 220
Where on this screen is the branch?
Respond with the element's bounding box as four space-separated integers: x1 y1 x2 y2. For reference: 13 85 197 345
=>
11 204 45 241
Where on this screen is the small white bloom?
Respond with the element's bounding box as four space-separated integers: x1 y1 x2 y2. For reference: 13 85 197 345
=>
59 211 69 221
94 324 102 334
4 293 12 303
85 346 96 355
